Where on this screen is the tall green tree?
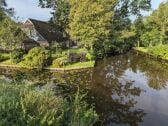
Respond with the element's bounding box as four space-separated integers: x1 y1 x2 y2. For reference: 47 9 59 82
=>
110 0 151 52
39 0 70 36
133 16 146 47
0 0 7 21
0 0 26 51
138 1 168 47
69 0 115 49
0 0 14 19
0 18 26 51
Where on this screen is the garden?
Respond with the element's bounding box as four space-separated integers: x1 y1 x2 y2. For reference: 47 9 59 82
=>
0 45 95 70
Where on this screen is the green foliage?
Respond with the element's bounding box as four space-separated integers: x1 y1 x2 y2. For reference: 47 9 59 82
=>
10 49 24 63
93 42 105 59
69 0 114 49
66 89 98 126
138 1 168 47
0 83 64 126
148 44 168 59
0 81 98 126
0 17 27 51
86 52 93 61
64 61 95 69
0 8 5 21
39 0 70 35
140 29 162 47
38 0 152 57
52 57 68 68
50 42 63 53
22 47 51 69
0 53 10 62
0 0 14 17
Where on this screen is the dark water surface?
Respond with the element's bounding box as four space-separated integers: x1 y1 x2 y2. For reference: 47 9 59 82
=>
1 51 168 126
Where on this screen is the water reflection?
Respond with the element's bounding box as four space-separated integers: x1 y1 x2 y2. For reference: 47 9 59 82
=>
91 53 146 126
91 51 168 126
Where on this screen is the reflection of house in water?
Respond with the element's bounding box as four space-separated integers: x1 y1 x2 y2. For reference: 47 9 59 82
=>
21 18 69 51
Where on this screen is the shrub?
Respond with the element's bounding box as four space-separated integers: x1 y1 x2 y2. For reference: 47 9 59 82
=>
0 81 98 126
22 47 51 69
65 89 99 126
52 51 67 59
148 44 168 59
52 57 68 68
0 53 10 62
10 49 24 63
86 52 94 61
140 29 162 47
50 41 65 54
0 83 65 126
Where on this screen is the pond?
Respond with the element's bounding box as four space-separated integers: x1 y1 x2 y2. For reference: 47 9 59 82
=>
1 50 168 126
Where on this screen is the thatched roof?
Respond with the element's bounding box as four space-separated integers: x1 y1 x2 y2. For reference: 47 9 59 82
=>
24 18 64 43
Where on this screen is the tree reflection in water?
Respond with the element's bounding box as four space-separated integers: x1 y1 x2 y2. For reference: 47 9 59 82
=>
90 54 146 126
129 52 168 90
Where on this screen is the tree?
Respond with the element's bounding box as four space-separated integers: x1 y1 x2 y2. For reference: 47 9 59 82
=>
0 17 26 51
0 0 14 18
140 28 162 47
39 0 70 36
69 0 115 49
0 0 7 21
138 1 168 47
147 2 168 44
133 16 146 47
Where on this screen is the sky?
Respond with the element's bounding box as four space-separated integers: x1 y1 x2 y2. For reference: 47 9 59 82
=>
6 0 52 21
6 0 167 22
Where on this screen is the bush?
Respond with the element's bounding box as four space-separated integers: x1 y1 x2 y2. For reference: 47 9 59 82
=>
0 53 10 62
65 89 99 126
52 57 68 68
140 29 162 47
0 83 64 126
22 47 51 69
50 42 63 54
0 81 98 126
148 44 168 59
11 49 24 63
86 52 94 61
52 51 67 59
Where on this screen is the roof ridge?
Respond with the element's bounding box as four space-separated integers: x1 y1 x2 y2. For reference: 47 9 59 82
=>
28 18 48 24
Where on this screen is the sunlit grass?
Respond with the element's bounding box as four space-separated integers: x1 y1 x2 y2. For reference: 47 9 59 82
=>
134 47 148 53
64 61 95 68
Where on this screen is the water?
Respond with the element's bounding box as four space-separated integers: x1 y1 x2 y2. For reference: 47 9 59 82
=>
1 51 168 126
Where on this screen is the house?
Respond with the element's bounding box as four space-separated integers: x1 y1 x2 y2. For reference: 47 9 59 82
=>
22 39 40 52
21 18 66 49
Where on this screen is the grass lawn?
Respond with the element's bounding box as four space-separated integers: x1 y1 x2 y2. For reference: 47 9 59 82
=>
0 59 18 66
64 61 95 68
134 47 148 53
0 53 10 58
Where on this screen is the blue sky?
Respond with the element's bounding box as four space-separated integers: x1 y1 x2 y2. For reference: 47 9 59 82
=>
6 0 167 22
6 0 52 21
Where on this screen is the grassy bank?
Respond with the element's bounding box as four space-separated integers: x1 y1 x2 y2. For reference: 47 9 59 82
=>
0 60 95 70
135 45 168 61
0 48 95 70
